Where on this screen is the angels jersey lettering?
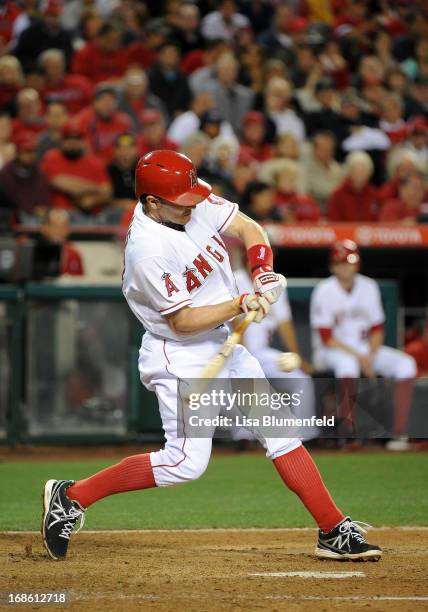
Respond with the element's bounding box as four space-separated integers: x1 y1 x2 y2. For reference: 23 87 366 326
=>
122 196 239 341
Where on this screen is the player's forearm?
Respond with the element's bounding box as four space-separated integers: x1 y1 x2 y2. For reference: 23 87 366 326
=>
325 337 361 358
369 329 384 355
224 211 270 249
165 299 241 335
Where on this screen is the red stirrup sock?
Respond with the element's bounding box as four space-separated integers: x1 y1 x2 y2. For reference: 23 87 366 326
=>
66 453 156 509
273 446 344 533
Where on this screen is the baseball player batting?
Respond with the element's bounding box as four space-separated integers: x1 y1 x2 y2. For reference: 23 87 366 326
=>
310 240 416 450
41 150 381 562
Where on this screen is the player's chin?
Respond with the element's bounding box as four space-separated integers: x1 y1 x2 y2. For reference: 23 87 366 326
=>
181 210 193 223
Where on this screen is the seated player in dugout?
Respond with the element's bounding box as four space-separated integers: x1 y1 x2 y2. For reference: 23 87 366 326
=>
42 150 382 563
310 240 417 451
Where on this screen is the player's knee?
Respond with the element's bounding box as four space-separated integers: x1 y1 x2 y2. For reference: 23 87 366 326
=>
395 353 417 379
335 355 360 378
180 452 210 482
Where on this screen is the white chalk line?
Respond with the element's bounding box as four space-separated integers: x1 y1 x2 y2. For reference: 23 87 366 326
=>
67 593 428 603
249 571 365 579
2 526 428 535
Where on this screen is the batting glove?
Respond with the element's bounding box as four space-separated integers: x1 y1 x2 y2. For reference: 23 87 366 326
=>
253 271 287 305
239 293 270 323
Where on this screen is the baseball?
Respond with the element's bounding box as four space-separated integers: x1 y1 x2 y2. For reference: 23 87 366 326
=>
277 352 302 372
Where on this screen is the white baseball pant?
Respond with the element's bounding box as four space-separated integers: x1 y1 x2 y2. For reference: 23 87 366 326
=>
314 345 416 379
138 327 301 487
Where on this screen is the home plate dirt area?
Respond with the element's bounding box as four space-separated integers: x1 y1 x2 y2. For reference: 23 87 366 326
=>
2 529 428 611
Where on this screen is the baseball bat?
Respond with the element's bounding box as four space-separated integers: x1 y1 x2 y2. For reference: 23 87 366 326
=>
197 310 257 381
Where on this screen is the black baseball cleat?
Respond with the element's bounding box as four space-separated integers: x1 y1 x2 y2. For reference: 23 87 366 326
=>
315 517 382 561
41 479 85 560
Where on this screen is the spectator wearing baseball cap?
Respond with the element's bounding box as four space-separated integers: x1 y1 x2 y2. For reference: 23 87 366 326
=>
40 122 112 216
74 85 132 163
303 77 341 138
137 109 178 157
14 0 73 73
0 132 52 222
71 24 130 85
238 111 273 163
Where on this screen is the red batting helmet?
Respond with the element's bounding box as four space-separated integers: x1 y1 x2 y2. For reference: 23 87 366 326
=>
135 150 212 206
330 239 360 265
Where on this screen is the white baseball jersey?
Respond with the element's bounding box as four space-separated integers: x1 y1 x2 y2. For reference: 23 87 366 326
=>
310 273 385 353
122 194 239 341
233 268 292 358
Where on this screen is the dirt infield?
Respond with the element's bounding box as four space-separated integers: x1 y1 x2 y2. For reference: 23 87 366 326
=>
2 529 428 611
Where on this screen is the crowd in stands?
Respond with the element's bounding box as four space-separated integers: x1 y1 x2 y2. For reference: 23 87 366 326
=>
1 0 428 228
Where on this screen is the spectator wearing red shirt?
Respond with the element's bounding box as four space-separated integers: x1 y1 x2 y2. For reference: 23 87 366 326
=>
12 88 46 138
0 1 21 50
40 122 111 215
238 111 273 163
39 209 84 276
327 151 379 221
137 109 178 157
379 172 428 223
0 54 23 113
126 18 168 70
71 23 129 85
405 322 428 377
75 85 132 163
40 48 92 114
0 132 51 221
273 159 321 222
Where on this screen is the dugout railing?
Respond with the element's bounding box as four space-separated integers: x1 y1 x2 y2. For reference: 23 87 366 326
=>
0 280 399 446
